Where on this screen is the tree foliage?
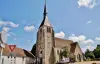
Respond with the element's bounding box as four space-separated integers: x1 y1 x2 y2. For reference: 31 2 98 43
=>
60 46 69 58
85 49 95 60
31 44 36 56
93 46 100 58
85 45 100 60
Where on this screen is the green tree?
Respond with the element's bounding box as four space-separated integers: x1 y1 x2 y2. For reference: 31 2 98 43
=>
60 46 69 58
93 46 100 58
85 49 95 60
31 44 36 56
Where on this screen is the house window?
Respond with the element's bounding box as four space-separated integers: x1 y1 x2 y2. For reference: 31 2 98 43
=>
57 50 59 54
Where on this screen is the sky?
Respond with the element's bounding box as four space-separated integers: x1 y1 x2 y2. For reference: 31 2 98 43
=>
0 0 100 52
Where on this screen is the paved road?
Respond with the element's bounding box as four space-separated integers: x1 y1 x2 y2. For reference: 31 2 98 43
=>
69 61 100 64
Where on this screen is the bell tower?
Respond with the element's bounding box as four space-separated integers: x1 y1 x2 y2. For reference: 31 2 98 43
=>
36 0 55 64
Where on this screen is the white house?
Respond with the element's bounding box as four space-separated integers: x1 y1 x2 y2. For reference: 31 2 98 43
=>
0 31 36 64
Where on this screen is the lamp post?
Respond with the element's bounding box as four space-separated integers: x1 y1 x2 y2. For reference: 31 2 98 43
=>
0 44 5 64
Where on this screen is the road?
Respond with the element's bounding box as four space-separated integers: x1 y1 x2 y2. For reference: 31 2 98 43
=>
68 61 100 64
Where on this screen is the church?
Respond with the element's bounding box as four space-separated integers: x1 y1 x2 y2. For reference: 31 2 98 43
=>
32 0 85 64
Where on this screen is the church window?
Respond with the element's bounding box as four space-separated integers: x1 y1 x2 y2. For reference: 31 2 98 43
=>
43 30 44 37
40 36 42 41
40 29 42 33
40 51 42 54
77 54 79 60
47 27 51 33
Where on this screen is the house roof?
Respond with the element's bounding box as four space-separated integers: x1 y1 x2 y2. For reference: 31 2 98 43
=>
0 43 35 58
0 32 35 58
55 37 73 47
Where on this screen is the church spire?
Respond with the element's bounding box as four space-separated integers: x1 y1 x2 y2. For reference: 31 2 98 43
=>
39 0 52 28
44 0 47 16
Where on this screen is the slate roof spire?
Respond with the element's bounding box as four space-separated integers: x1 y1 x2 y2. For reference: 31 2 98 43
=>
39 0 52 28
44 0 47 16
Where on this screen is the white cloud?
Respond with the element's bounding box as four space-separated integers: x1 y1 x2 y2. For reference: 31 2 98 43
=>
78 0 97 9
24 25 35 32
78 35 86 41
68 34 86 42
55 31 65 38
8 22 19 28
68 34 94 44
0 21 8 26
87 20 92 24
2 27 10 32
84 39 94 44
0 20 19 28
82 45 95 53
7 32 16 36
95 37 100 41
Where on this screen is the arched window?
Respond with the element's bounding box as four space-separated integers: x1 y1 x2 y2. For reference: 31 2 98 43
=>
40 29 42 33
47 27 51 33
79 54 81 61
40 51 42 54
8 56 9 58
57 50 59 54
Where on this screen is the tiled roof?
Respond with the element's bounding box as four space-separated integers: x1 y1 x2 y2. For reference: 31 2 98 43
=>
54 37 73 47
0 43 35 58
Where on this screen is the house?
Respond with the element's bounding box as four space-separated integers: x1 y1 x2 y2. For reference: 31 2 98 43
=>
0 31 35 64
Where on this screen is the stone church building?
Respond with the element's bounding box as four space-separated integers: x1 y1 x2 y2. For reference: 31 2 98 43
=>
35 0 84 64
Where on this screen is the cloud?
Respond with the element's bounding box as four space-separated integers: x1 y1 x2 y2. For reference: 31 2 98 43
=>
1 27 17 37
24 25 35 32
7 32 16 36
84 39 94 44
0 21 8 26
87 20 92 24
78 0 97 9
2 27 10 32
95 37 100 41
55 31 65 38
68 34 94 44
8 22 19 28
82 45 95 53
0 20 19 28
68 34 86 42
